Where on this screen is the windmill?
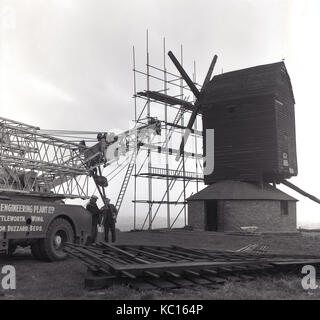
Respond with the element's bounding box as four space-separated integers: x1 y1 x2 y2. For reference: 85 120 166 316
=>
138 51 320 206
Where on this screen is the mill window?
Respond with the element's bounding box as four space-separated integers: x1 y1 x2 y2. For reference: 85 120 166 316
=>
280 201 289 215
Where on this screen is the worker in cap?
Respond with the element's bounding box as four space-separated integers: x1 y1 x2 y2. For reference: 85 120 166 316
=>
86 195 101 243
101 196 118 243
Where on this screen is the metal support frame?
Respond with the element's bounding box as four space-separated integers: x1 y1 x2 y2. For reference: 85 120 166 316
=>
0 114 161 200
131 33 204 230
0 116 89 198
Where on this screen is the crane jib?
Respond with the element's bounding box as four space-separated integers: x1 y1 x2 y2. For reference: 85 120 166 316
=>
0 116 162 199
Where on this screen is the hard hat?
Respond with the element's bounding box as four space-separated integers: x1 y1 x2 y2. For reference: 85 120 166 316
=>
91 195 98 200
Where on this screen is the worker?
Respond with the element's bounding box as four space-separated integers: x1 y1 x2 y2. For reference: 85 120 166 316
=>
101 197 118 243
86 195 101 243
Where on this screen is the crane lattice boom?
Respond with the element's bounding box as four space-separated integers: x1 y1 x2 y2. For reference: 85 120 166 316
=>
0 116 161 199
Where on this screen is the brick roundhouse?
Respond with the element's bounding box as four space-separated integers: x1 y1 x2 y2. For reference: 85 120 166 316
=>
187 180 297 232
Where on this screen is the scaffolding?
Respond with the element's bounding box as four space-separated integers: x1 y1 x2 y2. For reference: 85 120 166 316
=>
126 32 204 230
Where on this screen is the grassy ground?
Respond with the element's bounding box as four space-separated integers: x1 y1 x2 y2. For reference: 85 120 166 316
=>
1 230 320 300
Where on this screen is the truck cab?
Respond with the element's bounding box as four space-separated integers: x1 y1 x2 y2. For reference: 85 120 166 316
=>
0 192 92 261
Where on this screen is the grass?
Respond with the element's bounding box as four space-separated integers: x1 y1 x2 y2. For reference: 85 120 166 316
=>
1 230 320 300
82 274 320 300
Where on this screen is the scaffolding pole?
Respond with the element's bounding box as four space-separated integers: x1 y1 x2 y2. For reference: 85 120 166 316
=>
129 32 204 231
180 45 187 226
146 30 153 230
133 45 137 230
193 60 199 193
163 37 171 229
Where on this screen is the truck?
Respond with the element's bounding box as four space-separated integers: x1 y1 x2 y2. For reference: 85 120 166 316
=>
0 194 92 261
0 115 161 261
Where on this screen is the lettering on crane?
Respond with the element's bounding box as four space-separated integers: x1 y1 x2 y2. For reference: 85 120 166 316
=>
0 203 55 214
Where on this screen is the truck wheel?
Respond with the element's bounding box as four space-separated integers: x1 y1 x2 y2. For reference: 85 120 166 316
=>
40 218 74 262
31 241 43 260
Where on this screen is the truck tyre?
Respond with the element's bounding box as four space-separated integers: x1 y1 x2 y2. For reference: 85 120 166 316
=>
40 218 74 261
31 241 43 260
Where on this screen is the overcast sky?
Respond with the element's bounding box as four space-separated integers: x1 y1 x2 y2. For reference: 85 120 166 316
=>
0 0 320 229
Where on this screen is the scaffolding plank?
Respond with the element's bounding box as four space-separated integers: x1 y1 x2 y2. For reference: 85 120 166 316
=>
137 91 195 111
133 200 186 205
137 166 203 181
140 143 202 159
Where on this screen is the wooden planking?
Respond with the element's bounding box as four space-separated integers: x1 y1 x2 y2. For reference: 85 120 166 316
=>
111 260 291 275
75 244 320 291
202 61 297 183
202 62 294 104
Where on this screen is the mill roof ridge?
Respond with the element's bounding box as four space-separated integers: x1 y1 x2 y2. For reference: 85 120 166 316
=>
201 60 295 104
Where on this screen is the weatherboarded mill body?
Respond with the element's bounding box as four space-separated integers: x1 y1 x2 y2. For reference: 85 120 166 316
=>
202 61 297 184
188 61 298 232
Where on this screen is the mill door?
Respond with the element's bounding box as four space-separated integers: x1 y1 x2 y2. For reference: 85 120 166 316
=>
205 200 218 231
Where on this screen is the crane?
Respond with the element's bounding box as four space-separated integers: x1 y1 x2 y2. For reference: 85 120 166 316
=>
0 115 161 201
0 115 161 261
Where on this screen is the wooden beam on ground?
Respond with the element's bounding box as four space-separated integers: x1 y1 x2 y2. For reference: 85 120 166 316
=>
99 242 151 264
126 247 177 263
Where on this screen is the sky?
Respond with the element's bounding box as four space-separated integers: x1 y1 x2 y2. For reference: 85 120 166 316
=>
0 0 320 229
